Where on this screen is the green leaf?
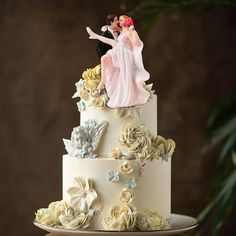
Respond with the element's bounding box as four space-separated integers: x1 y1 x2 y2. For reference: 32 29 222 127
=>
207 117 236 145
197 170 236 231
217 134 236 167
212 186 234 235
207 92 236 132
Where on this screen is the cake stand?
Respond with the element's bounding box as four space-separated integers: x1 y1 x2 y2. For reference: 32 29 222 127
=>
34 213 198 236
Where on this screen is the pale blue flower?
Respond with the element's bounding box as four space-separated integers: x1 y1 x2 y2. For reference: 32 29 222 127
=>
75 79 85 91
77 100 86 112
162 154 170 162
107 170 120 182
125 178 137 189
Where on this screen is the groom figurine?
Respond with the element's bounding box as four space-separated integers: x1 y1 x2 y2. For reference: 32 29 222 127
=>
97 14 120 58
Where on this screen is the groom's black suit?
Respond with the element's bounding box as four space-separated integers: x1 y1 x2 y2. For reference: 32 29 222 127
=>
97 29 114 58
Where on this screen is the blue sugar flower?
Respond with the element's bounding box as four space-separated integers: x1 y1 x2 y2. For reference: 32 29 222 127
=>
125 178 137 189
162 154 170 162
77 100 86 112
75 79 85 91
107 170 120 182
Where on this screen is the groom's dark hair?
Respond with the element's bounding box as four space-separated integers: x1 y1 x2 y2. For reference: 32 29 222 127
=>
106 14 117 25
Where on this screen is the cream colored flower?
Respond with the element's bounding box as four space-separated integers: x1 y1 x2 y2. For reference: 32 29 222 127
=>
103 204 136 231
154 135 176 161
82 65 101 91
120 124 152 161
90 89 100 98
78 89 89 100
136 209 169 230
92 96 106 108
48 200 70 220
67 177 98 212
59 207 90 229
111 148 123 160
120 161 133 174
35 208 57 226
120 189 135 203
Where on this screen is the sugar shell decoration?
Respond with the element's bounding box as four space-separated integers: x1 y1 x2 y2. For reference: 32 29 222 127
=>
73 65 155 118
63 119 108 159
35 177 101 230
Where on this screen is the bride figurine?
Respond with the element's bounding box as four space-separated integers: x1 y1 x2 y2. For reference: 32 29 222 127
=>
86 15 150 108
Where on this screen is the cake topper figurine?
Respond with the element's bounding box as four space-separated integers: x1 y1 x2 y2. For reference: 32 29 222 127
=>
86 15 150 108
97 14 121 58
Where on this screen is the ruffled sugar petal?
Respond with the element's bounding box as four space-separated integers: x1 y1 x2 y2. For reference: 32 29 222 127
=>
71 196 88 212
85 189 98 209
84 179 92 191
166 139 176 156
74 177 86 191
66 187 81 197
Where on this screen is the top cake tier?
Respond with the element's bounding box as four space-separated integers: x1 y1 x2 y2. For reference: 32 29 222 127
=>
80 93 157 158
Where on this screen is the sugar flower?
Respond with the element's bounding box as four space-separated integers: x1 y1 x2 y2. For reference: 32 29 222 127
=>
82 65 101 91
120 189 135 203
78 89 89 100
120 161 133 174
66 177 98 212
72 79 85 98
77 100 86 112
153 135 176 161
48 200 70 220
111 148 123 160
120 124 152 162
103 204 137 231
35 208 57 227
58 207 90 230
92 96 107 108
136 209 169 230
125 178 137 190
107 170 120 182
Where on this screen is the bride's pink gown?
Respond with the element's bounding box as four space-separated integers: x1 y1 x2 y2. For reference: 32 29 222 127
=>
100 30 150 108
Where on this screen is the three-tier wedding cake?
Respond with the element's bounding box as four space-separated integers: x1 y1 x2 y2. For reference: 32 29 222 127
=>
35 15 176 232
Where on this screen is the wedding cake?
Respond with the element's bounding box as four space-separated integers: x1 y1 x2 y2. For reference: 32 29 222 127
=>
35 15 176 232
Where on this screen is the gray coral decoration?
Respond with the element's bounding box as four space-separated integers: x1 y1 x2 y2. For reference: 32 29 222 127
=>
63 120 108 159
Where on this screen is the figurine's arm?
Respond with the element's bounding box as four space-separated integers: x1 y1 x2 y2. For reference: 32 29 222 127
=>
86 27 117 48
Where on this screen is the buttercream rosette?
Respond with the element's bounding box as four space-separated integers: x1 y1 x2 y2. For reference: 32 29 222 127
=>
136 209 169 230
119 189 135 203
120 124 152 162
103 204 137 231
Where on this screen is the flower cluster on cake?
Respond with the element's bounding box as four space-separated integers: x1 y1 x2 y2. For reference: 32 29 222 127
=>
35 14 176 232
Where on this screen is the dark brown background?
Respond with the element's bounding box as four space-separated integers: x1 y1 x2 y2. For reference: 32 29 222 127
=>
0 0 235 235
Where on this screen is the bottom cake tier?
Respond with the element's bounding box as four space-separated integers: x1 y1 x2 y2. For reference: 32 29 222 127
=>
62 155 171 230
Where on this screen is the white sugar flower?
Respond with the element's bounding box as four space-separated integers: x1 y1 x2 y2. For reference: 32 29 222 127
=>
67 177 98 212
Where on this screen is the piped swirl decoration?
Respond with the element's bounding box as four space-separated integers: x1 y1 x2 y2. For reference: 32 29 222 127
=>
119 124 152 162
120 124 176 162
35 177 101 230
